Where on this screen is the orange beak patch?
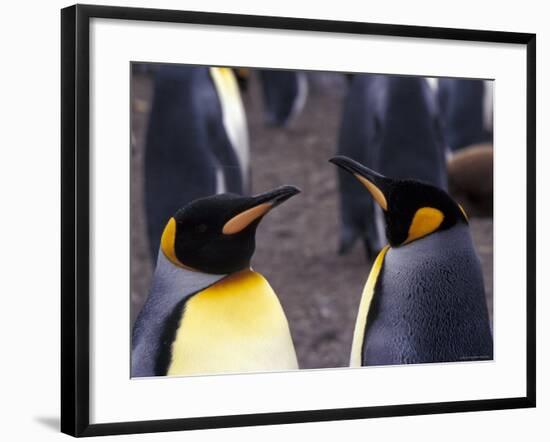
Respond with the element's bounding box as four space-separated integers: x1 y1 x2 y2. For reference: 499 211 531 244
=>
222 203 273 235
354 174 388 211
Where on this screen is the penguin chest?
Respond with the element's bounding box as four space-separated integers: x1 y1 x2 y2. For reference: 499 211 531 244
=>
167 270 298 376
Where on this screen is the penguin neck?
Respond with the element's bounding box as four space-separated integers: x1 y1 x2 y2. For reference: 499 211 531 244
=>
153 251 229 299
391 222 473 257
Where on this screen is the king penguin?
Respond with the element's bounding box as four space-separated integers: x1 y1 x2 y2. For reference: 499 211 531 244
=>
330 156 493 366
132 185 300 377
144 64 250 263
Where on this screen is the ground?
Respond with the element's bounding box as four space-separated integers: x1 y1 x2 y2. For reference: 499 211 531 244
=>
130 70 493 369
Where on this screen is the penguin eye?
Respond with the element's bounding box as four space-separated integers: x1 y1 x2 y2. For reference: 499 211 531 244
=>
195 224 208 233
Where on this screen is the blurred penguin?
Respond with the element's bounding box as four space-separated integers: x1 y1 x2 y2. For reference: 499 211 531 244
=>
259 69 308 127
438 78 494 216
438 78 493 152
144 65 250 263
336 74 447 259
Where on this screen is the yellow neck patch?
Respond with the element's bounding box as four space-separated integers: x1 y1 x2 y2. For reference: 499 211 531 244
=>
160 218 196 271
167 270 298 375
160 217 179 265
404 207 444 244
350 245 390 367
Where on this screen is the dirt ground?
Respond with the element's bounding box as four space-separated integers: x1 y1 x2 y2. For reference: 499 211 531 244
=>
130 70 493 369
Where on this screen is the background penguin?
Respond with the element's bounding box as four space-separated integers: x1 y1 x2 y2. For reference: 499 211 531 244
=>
438 78 494 217
437 78 493 153
335 74 447 260
145 64 250 264
259 69 308 127
330 156 493 366
132 185 300 377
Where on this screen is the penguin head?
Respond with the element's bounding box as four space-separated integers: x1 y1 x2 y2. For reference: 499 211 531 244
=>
160 185 300 274
330 156 468 247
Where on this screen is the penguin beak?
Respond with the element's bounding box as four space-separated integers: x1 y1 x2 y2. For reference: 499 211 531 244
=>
222 185 301 235
249 185 301 207
329 156 390 211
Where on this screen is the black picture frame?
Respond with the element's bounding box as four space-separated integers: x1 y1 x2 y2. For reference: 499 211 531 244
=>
61 3 536 437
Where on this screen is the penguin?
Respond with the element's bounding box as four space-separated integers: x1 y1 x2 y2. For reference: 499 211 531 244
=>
330 156 493 366
259 69 308 127
437 78 494 216
335 74 447 260
144 64 250 264
437 78 493 152
132 185 300 377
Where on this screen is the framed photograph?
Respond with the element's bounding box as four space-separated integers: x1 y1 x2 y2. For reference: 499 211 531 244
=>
61 4 536 437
